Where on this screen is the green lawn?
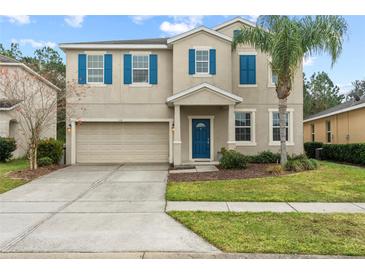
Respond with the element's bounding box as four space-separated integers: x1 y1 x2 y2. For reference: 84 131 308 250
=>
0 159 28 194
169 211 365 256
167 161 365 202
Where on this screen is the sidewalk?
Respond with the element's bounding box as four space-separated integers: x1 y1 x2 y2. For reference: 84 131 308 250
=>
166 201 365 213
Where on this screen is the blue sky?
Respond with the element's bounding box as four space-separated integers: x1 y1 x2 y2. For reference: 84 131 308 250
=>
0 15 364 94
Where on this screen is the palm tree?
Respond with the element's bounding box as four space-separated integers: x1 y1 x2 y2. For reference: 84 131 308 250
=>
233 16 348 166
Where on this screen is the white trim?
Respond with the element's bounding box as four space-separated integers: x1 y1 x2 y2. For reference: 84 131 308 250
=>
268 108 295 146
70 118 173 165
193 74 212 78
188 116 215 162
213 17 256 31
128 51 151 55
0 63 61 91
84 50 106 54
234 108 256 146
238 52 257 55
167 26 232 44
59 44 169 50
166 82 243 104
129 83 152 88
303 102 365 122
86 54 104 84
238 84 258 88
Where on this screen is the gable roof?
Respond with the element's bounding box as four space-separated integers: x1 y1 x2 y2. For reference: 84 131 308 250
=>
0 54 61 91
304 97 365 122
167 26 232 44
166 83 242 105
213 17 256 31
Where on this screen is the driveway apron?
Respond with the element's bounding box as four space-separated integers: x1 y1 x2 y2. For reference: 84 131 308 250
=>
0 164 218 253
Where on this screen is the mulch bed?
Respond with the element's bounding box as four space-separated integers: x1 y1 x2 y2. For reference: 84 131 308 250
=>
8 165 66 182
168 163 292 182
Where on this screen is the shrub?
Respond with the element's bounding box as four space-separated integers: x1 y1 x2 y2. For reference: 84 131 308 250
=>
37 138 63 164
285 154 319 172
220 150 248 169
0 137 16 162
304 142 323 158
37 156 53 167
249 150 281 164
321 143 365 165
266 164 283 176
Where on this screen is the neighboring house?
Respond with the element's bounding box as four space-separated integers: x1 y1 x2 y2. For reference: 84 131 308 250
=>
304 96 365 144
0 55 59 158
60 17 303 166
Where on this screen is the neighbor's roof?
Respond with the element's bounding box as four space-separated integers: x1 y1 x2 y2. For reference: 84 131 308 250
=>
0 55 20 64
0 54 61 91
304 97 365 122
0 99 22 111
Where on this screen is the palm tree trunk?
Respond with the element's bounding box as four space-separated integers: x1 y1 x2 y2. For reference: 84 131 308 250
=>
279 98 288 166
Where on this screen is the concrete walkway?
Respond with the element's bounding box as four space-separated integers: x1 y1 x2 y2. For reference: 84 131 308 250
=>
166 201 365 213
0 164 218 253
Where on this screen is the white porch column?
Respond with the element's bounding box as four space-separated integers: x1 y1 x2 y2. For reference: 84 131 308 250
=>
227 104 236 150
173 105 182 166
71 121 76 165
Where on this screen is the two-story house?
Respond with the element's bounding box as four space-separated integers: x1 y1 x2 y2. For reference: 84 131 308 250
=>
60 17 303 166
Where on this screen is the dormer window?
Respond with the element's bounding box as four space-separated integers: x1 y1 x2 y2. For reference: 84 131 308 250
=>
196 50 209 74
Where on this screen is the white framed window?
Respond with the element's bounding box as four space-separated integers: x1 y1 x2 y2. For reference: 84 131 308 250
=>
269 108 294 146
311 124 315 142
326 120 332 143
132 54 149 84
196 49 209 74
235 109 256 146
87 55 104 83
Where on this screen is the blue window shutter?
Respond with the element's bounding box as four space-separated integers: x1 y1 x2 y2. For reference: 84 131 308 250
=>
78 54 86 84
123 54 132 84
188 49 195 75
209 49 216 75
149 54 158 84
239 55 256 84
104 54 112 84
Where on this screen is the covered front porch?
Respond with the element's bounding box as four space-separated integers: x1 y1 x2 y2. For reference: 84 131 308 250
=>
166 83 242 166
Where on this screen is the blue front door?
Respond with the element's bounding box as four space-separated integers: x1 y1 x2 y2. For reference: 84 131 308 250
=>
192 119 210 159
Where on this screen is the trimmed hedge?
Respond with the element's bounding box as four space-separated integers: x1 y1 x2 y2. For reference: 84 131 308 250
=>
37 138 63 164
248 150 281 164
304 142 323 158
220 150 248 169
321 143 365 165
0 137 16 162
38 156 53 167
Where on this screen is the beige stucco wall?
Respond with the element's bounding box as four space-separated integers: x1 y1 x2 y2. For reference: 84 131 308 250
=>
304 107 365 144
0 65 57 158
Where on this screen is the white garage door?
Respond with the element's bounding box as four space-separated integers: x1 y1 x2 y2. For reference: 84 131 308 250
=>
76 122 169 163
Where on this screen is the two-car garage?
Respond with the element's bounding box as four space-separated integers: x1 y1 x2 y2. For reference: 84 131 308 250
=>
74 121 170 164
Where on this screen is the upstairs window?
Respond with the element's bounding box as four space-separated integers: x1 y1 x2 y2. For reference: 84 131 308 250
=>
196 50 209 74
239 54 256 85
132 55 149 83
87 55 104 83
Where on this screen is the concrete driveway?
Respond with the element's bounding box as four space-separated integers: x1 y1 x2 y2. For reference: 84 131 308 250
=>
0 164 218 253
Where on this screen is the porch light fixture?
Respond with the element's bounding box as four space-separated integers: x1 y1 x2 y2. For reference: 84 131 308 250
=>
171 123 175 132
67 123 72 133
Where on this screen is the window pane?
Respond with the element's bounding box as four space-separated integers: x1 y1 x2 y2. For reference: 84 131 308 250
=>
273 126 288 141
273 112 288 126
133 55 148 69
196 61 208 73
133 69 148 83
196 50 208 61
235 112 251 127
235 128 251 141
272 72 278 84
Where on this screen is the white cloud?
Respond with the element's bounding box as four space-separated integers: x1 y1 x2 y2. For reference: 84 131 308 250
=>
5 15 30 25
130 16 154 25
64 16 85 28
159 16 204 36
12 38 56 48
303 56 316 66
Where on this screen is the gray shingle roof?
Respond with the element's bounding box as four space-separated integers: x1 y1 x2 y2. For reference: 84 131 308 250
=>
0 99 22 109
0 54 19 63
60 38 168 45
304 96 365 121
